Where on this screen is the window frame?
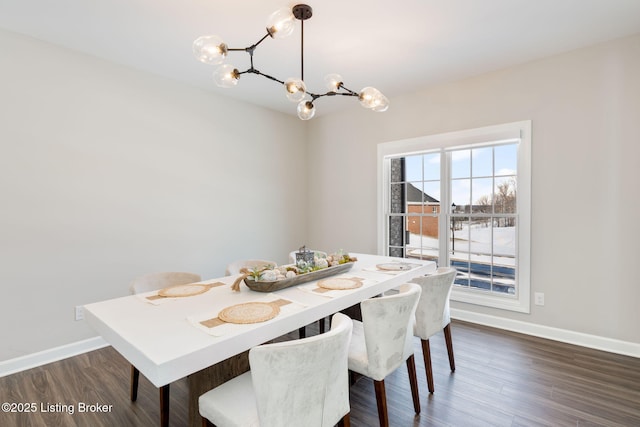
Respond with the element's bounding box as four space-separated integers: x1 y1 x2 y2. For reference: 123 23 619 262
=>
377 121 531 313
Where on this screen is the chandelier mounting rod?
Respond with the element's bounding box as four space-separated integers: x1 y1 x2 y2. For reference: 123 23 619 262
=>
292 4 312 81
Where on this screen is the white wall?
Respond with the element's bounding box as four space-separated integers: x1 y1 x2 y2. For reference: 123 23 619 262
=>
0 30 307 360
307 33 640 345
2 27 638 364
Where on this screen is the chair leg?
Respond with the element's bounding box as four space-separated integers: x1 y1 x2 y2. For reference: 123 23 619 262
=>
421 339 435 393
337 412 351 427
160 384 170 427
319 317 326 333
130 365 140 402
299 326 306 338
406 355 420 413
444 323 456 372
373 379 389 427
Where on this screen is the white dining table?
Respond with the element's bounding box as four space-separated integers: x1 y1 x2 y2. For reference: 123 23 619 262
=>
84 253 436 426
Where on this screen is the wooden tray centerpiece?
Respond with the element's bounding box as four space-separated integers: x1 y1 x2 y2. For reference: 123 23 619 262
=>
231 251 357 292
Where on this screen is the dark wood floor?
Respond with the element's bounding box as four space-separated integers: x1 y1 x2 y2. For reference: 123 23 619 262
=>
2 320 639 427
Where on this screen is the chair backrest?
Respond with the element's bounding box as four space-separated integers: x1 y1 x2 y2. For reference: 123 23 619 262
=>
410 267 457 340
129 271 202 295
288 249 328 264
224 259 277 276
249 313 353 427
360 283 421 381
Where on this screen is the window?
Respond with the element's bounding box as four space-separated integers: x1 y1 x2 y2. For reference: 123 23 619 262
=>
378 121 531 313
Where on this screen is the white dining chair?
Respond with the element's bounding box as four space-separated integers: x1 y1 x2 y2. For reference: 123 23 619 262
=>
128 271 202 427
410 267 457 393
224 259 277 276
199 313 353 427
347 283 422 427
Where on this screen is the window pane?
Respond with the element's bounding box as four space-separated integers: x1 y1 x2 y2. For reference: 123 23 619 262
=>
493 219 516 294
451 149 471 179
423 181 441 207
406 215 421 259
406 182 423 213
420 232 439 263
469 219 492 292
407 217 439 263
494 177 516 214
451 178 470 210
406 216 420 239
495 144 517 176
472 146 493 177
469 218 492 259
450 216 468 258
405 155 422 182
471 178 493 213
450 216 470 287
422 152 440 181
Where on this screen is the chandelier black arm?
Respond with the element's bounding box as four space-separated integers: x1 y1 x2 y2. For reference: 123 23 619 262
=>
308 82 360 101
237 68 286 86
335 83 359 96
227 32 271 54
309 91 358 101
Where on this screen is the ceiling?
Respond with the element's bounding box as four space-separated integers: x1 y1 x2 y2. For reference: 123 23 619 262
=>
2 0 640 117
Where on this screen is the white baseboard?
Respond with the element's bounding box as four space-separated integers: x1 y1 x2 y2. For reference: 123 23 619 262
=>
0 336 108 378
452 308 640 358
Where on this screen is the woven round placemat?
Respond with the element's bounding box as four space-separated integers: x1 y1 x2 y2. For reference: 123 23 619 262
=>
218 302 280 324
376 262 412 271
158 284 210 297
317 277 363 290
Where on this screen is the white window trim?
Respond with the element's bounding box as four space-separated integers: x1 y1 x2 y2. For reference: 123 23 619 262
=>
377 121 531 313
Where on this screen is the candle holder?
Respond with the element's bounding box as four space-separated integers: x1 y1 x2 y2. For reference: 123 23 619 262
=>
295 245 315 268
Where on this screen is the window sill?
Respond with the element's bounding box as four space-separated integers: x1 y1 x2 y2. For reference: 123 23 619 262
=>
451 287 530 314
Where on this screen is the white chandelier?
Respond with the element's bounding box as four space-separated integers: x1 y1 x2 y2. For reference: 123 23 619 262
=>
193 4 389 120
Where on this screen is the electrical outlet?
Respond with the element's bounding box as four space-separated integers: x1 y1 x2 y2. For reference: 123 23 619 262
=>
75 305 84 321
534 292 545 306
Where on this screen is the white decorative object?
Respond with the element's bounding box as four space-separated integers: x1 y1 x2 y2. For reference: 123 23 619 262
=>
260 270 278 281
315 258 329 269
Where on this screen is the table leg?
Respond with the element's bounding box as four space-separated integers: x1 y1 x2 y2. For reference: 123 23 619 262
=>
160 384 170 427
340 303 362 321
